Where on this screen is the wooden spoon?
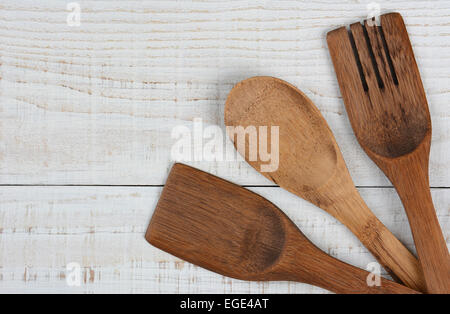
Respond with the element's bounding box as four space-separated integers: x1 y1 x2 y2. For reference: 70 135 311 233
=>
146 163 419 294
327 12 449 293
224 76 425 292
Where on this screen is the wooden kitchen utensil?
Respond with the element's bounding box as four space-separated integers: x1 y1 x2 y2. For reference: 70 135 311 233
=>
224 76 426 292
146 163 419 294
327 12 449 293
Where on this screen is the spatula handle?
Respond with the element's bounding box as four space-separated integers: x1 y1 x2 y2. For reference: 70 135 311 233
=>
288 247 420 294
388 153 450 294
330 192 426 292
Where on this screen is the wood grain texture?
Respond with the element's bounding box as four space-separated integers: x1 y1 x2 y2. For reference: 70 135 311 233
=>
327 12 449 293
0 0 448 294
0 0 449 186
225 76 425 291
1 184 448 293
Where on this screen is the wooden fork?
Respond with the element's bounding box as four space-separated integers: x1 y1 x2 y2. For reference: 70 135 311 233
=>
327 12 449 293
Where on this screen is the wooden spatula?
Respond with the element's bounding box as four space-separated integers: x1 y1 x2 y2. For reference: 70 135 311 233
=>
146 163 418 294
224 76 425 292
327 12 449 293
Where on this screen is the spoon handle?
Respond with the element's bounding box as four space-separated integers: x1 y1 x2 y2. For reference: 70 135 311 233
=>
383 142 450 294
329 190 427 292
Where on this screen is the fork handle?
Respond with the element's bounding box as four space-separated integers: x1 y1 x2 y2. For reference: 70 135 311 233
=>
387 152 450 294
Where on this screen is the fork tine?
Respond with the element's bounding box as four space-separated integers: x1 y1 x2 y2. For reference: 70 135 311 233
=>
363 19 404 117
380 12 430 128
380 13 428 105
349 22 384 93
364 20 398 88
327 26 374 132
327 27 365 93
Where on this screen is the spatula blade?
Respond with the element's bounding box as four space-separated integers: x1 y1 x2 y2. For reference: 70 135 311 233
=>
146 164 422 294
146 163 286 281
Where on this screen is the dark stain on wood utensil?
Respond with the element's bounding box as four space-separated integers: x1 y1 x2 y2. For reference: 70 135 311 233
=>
327 12 450 293
146 163 419 294
224 76 426 292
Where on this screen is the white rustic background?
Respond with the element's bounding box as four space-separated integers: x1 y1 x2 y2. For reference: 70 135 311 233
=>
0 0 448 293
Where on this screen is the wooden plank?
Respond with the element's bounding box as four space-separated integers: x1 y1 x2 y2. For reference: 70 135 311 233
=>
0 186 448 293
0 0 449 186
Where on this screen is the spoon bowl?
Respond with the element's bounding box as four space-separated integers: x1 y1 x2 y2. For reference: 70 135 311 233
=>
225 77 337 192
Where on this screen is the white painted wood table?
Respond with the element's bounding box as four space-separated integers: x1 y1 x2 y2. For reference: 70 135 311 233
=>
0 0 448 294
